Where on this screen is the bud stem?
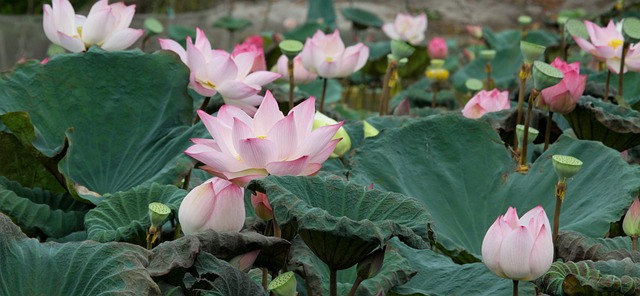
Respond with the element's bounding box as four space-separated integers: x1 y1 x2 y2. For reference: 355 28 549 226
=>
431 82 439 108
544 111 553 152
330 268 338 296
320 77 328 113
513 279 519 296
262 268 268 290
604 70 611 103
517 88 539 173
273 218 282 238
633 236 638 252
379 60 398 115
617 42 630 108
347 277 363 296
553 180 567 259
514 63 531 152
288 59 295 110
484 63 494 90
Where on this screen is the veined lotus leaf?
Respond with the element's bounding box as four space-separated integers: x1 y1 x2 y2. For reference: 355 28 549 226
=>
85 183 186 244
350 115 640 260
556 230 639 262
536 259 640 295
340 7 383 28
451 46 522 93
564 96 640 151
185 252 267 296
0 48 206 203
246 175 432 270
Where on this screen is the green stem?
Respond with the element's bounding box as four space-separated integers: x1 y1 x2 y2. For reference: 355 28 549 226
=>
544 111 553 152
633 236 638 252
182 172 191 190
431 82 439 108
617 42 630 107
553 180 566 258
379 60 398 115
330 268 337 296
261 268 268 290
518 89 539 172
194 96 211 124
347 277 363 296
173 223 181 240
513 280 519 296
288 59 295 110
604 70 611 102
319 77 328 113
514 63 530 151
273 218 281 238
147 227 154 250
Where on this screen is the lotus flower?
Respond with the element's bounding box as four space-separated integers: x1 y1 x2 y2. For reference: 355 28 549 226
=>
462 89 510 119
382 13 427 45
538 58 586 114
573 20 640 73
300 30 369 78
428 37 448 59
232 35 267 72
43 0 143 53
185 91 343 186
482 206 553 281
276 54 318 84
159 28 281 114
178 177 245 235
623 197 640 237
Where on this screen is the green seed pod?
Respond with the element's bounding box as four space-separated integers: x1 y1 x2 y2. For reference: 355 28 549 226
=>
279 40 304 60
268 271 297 296
516 124 539 147
552 155 583 181
520 41 546 64
390 39 415 61
148 202 171 229
532 61 563 90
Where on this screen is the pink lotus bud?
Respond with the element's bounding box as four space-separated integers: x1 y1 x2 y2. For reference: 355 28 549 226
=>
462 89 510 119
283 18 298 31
623 197 640 236
276 54 318 84
232 35 267 72
393 98 411 116
428 37 448 59
251 192 273 221
382 13 427 45
482 206 553 281
538 58 586 114
229 249 261 272
465 25 483 39
178 177 246 235
299 30 369 78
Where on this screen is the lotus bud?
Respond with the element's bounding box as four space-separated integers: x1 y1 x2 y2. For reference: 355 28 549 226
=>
465 25 483 39
148 202 171 230
551 155 583 181
390 40 415 61
518 15 532 27
251 192 273 221
363 121 380 138
393 98 411 116
623 197 640 237
532 61 563 90
623 17 640 43
520 41 546 64
480 49 496 62
427 37 448 59
279 39 304 60
357 246 386 280
565 19 589 40
465 78 483 93
229 249 261 272
516 124 539 147
268 271 297 296
313 112 351 158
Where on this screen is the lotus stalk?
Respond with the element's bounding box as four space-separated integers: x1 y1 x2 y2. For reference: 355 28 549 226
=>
513 280 518 296
551 155 583 253
517 89 539 172
617 42 630 107
543 111 553 152
515 42 545 152
480 50 496 90
605 70 611 102
279 40 304 110
380 60 398 114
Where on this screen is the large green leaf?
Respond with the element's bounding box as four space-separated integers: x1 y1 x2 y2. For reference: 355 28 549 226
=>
185 252 267 296
0 176 91 238
0 48 204 203
350 115 640 260
451 46 522 93
556 230 638 262
0 214 160 295
246 175 432 270
85 183 186 244
389 239 535 296
536 259 640 295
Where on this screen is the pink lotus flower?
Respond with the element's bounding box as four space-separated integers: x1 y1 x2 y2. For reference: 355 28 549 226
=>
428 37 448 59
538 58 586 114
300 30 369 78
185 91 343 186
178 177 245 235
232 35 267 72
462 89 510 119
482 206 553 281
43 0 143 53
623 197 640 236
251 192 273 221
159 28 281 114
276 54 318 84
465 25 483 39
382 13 427 45
573 20 640 73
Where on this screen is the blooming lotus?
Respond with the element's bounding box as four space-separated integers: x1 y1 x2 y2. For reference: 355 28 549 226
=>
573 20 640 73
232 35 267 72
462 89 510 119
482 206 553 281
185 91 343 186
428 37 448 59
276 54 318 84
43 0 143 53
159 28 281 114
178 177 245 235
538 58 586 114
300 30 369 78
382 13 427 45
623 197 640 237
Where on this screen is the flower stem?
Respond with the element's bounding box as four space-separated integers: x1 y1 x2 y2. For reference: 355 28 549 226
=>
379 59 398 115
273 218 281 238
288 58 295 110
431 82 439 108
604 70 611 102
347 277 363 296
484 63 494 89
513 280 519 296
261 267 268 290
518 88 539 173
544 111 553 152
553 180 566 255
514 63 530 151
330 268 337 296
617 42 630 107
633 236 638 252
194 96 211 124
320 77 328 113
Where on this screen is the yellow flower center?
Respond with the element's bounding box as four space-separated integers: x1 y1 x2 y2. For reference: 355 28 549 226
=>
608 39 624 50
256 135 267 139
197 79 216 89
325 56 333 62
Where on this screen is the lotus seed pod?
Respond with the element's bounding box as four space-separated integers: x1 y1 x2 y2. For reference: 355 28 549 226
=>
623 17 640 43
516 124 539 147
279 39 304 60
430 59 445 69
390 39 415 61
565 19 589 40
465 79 483 92
518 15 532 26
520 41 546 64
532 61 563 90
480 49 496 62
268 271 297 296
552 155 583 181
148 202 171 229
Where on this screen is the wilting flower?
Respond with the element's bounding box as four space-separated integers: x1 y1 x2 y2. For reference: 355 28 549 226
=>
462 89 510 119
300 30 369 78
159 28 281 114
178 177 245 235
623 197 640 237
538 58 586 114
313 112 351 158
43 0 143 53
382 13 427 45
276 54 318 84
232 35 267 72
185 91 342 186
428 37 448 59
482 206 553 281
573 20 640 73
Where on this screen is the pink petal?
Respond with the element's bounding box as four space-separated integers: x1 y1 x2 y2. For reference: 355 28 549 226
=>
237 138 277 168
196 110 236 156
206 54 238 86
266 155 310 175
178 180 216 234
244 71 282 87
482 217 505 278
300 163 322 176
382 23 400 40
231 118 255 155
217 104 253 127
190 72 217 97
307 138 340 163
216 80 260 101
82 7 114 45
57 32 85 52
233 51 257 79
184 143 248 173
252 91 285 135
499 226 534 280
527 224 553 280
194 28 212 52
204 181 245 232
267 112 298 159
43 5 61 44
52 0 77 36
158 38 187 63
290 96 316 140
101 28 144 51
294 123 342 159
